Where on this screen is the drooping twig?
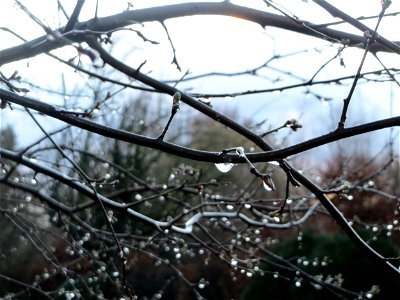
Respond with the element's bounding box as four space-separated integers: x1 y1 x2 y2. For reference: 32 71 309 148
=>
161 21 181 71
23 107 132 295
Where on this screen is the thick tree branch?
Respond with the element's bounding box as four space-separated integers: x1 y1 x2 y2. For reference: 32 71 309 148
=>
63 0 86 33
313 0 400 54
0 88 398 163
1 2 399 66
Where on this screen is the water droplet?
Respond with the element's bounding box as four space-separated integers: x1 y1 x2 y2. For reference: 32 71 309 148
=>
366 293 373 299
372 226 378 232
25 196 32 202
366 180 375 188
66 292 76 300
112 271 119 277
244 203 251 209
246 272 253 277
263 181 273 191
235 147 245 157
107 210 113 222
286 198 293 204
295 280 301 287
198 278 206 289
201 97 211 104
387 224 393 230
321 98 329 105
135 194 142 201
226 204 234 210
230 259 238 266
313 283 323 290
273 272 279 278
262 175 275 191
215 162 235 173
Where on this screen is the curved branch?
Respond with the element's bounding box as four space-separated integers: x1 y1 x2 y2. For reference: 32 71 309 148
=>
0 88 398 164
1 1 399 66
249 116 400 162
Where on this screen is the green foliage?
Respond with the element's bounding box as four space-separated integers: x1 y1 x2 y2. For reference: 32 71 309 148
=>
241 230 399 300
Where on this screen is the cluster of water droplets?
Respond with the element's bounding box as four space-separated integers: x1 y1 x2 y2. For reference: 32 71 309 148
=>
214 147 277 192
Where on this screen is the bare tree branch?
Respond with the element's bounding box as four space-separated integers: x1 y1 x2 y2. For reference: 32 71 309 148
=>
1 2 400 66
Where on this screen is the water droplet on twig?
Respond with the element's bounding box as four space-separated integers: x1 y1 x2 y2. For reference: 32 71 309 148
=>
215 162 235 173
198 278 207 289
230 259 238 266
262 174 276 191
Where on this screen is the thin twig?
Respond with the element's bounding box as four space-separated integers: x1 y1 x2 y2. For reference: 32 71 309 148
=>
161 21 181 71
337 6 387 129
